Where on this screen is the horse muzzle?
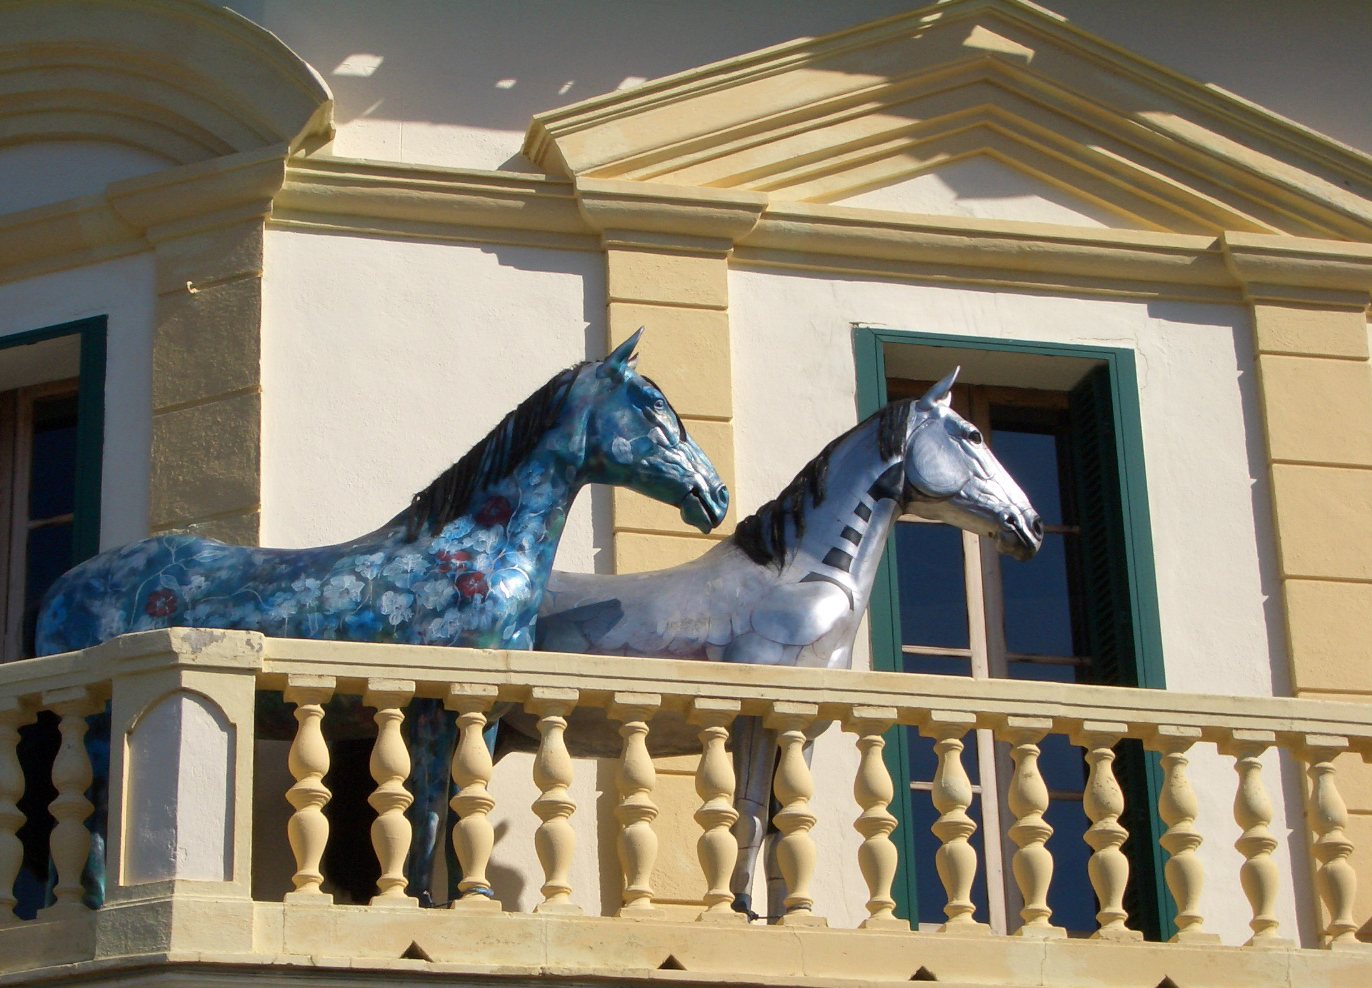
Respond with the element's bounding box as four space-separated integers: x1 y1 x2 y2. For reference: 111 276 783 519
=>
996 508 1043 562
680 482 729 533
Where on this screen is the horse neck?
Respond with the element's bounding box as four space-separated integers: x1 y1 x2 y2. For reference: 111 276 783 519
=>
779 417 905 612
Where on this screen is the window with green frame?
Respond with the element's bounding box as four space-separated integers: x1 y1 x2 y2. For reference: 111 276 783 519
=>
1 315 105 920
854 326 1171 939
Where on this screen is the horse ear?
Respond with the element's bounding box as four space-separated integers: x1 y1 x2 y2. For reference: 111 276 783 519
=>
917 366 959 410
600 327 644 379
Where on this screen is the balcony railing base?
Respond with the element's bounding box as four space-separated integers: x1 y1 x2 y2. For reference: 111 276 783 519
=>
2 902 1370 988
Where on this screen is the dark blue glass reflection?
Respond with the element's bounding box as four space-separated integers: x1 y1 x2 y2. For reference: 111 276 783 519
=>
26 523 73 602
1041 799 1096 933
1000 534 1075 656
29 397 79 519
903 653 973 677
895 522 968 649
986 429 1062 526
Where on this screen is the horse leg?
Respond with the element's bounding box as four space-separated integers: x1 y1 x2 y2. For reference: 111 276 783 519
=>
403 697 455 906
728 714 776 921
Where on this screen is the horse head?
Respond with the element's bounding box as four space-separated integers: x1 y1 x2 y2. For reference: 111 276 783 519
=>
902 368 1043 561
573 329 729 533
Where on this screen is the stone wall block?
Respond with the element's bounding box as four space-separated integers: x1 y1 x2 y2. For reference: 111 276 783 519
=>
151 392 261 531
152 276 263 410
606 249 729 309
152 220 265 297
1268 465 1372 580
1253 304 1369 360
1259 355 1372 466
609 305 733 420
614 531 719 574
1284 582 1372 693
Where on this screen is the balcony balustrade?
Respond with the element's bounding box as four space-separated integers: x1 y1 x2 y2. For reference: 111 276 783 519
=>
0 628 1369 988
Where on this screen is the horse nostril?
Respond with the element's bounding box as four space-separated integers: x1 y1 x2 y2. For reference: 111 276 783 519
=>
1031 516 1044 538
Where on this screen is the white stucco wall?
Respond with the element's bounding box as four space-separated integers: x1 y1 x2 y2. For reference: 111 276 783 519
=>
259 230 610 564
0 253 155 550
728 266 1300 942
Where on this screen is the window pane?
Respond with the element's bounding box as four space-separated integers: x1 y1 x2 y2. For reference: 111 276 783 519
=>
26 522 72 603
1042 799 1096 934
1001 533 1075 656
29 395 79 520
895 522 968 649
908 788 989 926
903 653 973 677
24 522 73 656
985 427 1063 526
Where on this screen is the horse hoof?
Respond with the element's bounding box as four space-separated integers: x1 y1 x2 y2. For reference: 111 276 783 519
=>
731 895 760 923
417 891 436 909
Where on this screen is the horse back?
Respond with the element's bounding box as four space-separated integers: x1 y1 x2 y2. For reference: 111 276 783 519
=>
35 534 242 655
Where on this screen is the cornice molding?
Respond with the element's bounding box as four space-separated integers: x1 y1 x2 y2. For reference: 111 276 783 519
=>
274 157 593 250
0 146 290 286
740 202 1236 300
1221 232 1372 309
575 178 766 252
524 0 1372 242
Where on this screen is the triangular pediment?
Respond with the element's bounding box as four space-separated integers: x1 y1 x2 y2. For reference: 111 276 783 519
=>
526 0 1372 240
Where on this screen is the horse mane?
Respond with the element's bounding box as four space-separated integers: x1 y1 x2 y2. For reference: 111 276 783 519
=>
399 363 586 540
733 399 912 569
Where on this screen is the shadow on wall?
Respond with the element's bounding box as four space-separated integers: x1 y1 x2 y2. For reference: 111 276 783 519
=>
214 0 1372 164
217 1 913 132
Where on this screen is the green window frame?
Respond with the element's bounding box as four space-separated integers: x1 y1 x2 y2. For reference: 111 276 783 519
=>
1 315 106 658
853 325 1172 938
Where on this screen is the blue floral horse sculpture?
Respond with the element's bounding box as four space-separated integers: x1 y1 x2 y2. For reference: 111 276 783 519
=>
35 329 728 906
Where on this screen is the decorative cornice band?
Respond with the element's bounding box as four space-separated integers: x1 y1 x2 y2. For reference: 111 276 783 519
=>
277 157 588 238
0 146 289 286
1221 231 1372 307
575 177 766 245
742 203 1234 295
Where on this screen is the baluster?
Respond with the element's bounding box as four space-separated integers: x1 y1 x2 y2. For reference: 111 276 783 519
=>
283 677 334 902
364 680 417 907
1005 717 1063 939
529 687 581 915
688 698 744 923
611 692 662 918
0 697 34 925
446 684 500 910
1302 735 1362 948
1220 730 1289 946
846 707 907 931
1070 722 1140 941
1146 726 1217 943
923 710 986 933
40 688 100 916
767 701 825 927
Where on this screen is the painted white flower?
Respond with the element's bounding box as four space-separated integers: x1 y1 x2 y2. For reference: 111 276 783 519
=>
355 552 387 579
416 579 454 611
379 590 414 626
322 573 365 612
291 575 322 605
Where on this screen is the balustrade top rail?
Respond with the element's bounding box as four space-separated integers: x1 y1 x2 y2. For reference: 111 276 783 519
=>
3 629 1371 754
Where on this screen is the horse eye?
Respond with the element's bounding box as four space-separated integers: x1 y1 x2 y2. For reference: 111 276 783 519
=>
967 429 983 445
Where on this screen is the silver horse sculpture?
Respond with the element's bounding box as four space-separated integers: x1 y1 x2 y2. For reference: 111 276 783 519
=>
534 368 1042 918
